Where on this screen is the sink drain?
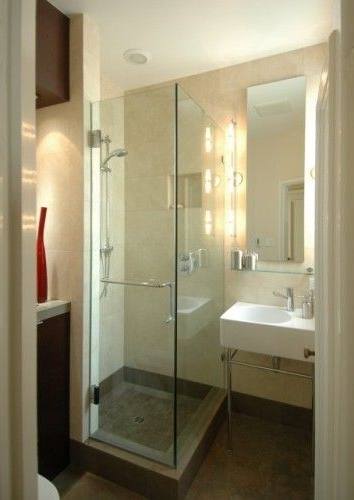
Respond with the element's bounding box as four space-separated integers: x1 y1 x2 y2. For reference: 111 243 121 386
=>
132 415 144 424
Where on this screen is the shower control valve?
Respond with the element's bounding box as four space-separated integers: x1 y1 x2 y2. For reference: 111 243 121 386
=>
100 244 114 255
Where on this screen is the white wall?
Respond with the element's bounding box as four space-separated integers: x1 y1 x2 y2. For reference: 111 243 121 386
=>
334 0 354 494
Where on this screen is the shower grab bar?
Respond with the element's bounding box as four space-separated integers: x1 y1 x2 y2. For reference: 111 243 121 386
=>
101 278 174 288
100 278 175 324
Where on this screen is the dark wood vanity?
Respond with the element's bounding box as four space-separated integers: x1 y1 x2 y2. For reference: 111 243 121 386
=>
37 304 70 479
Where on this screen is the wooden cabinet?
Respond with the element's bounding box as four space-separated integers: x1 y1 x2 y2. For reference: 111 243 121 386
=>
36 0 69 109
37 312 70 479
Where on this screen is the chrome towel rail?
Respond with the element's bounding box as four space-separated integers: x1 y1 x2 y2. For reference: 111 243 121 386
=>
100 278 175 324
101 278 174 289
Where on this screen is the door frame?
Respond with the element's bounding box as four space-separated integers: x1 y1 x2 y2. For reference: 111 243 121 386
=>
278 177 304 261
314 31 337 500
0 0 37 498
315 15 354 496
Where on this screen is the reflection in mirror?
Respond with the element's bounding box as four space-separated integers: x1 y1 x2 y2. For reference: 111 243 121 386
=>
247 76 306 263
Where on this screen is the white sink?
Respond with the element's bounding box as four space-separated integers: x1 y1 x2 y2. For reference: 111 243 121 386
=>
178 295 210 314
220 301 315 362
234 305 291 324
177 296 213 339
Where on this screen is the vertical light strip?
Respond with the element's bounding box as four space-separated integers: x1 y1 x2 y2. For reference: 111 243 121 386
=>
205 209 213 235
204 168 212 193
226 121 237 237
205 126 212 153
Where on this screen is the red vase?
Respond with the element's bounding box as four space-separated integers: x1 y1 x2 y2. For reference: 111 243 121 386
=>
37 207 48 303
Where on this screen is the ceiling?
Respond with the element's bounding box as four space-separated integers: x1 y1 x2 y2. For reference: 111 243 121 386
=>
50 0 332 91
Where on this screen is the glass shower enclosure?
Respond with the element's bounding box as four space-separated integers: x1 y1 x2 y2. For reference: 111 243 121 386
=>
89 84 225 467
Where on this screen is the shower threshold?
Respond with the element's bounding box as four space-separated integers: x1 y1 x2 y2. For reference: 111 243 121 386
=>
71 388 225 499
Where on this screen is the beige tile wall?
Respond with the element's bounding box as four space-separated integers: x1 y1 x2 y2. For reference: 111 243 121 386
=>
176 92 225 388
36 39 326 451
124 86 176 377
135 44 326 408
36 15 100 440
176 44 326 408
96 97 126 382
123 87 226 390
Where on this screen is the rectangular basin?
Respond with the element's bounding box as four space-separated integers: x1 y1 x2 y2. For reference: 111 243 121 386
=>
220 301 315 362
177 296 213 339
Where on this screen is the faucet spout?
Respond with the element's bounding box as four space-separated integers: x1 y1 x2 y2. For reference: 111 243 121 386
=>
273 287 295 311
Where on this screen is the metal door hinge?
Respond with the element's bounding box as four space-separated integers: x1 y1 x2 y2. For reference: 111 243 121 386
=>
91 385 100 405
88 129 102 148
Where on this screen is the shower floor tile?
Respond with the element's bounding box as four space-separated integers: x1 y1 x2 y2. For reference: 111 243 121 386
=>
96 382 203 454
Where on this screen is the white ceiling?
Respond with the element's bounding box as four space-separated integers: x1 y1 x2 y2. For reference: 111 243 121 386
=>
50 0 332 91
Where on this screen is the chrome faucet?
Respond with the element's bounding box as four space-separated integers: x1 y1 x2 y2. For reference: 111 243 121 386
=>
273 287 295 311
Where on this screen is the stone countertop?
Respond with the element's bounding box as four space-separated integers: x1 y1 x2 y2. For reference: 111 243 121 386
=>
37 300 71 322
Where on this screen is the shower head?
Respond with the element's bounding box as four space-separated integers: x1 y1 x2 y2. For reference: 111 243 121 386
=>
101 148 128 171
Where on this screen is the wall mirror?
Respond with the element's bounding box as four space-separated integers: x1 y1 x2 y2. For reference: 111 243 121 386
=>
246 76 313 272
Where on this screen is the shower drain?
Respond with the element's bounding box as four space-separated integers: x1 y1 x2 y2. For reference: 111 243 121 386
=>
132 415 144 424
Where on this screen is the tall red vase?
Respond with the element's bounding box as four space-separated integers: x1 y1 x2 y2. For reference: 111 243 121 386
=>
37 207 48 303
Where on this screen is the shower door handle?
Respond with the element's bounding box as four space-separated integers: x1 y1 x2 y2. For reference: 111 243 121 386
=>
163 281 175 325
100 277 175 325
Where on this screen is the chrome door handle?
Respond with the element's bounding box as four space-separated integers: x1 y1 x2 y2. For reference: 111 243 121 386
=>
164 282 175 325
304 348 315 359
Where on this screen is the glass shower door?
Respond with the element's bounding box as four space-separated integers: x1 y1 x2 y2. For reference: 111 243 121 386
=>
175 84 225 461
89 86 177 466
89 84 225 467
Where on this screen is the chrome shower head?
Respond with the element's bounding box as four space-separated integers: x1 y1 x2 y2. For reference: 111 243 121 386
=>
101 148 128 171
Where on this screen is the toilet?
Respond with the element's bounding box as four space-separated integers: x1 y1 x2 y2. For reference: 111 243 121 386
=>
38 475 59 500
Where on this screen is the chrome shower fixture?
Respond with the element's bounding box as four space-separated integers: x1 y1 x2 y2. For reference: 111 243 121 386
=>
101 148 128 172
100 140 128 298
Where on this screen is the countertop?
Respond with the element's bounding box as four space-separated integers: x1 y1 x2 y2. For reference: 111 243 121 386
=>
37 300 71 322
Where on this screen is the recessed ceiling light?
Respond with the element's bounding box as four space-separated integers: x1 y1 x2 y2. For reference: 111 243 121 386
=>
123 49 151 65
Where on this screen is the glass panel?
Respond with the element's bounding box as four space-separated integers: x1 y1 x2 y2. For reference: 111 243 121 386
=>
175 85 225 462
90 86 176 466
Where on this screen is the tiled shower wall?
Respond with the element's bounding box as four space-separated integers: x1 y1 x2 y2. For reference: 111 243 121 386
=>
96 44 325 409
123 86 226 389
97 98 126 383
176 90 225 388
175 44 326 408
123 86 176 379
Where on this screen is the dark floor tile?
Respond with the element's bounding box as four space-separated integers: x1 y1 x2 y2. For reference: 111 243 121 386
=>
264 473 313 500
185 480 233 500
187 413 313 500
57 413 313 500
54 468 146 499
